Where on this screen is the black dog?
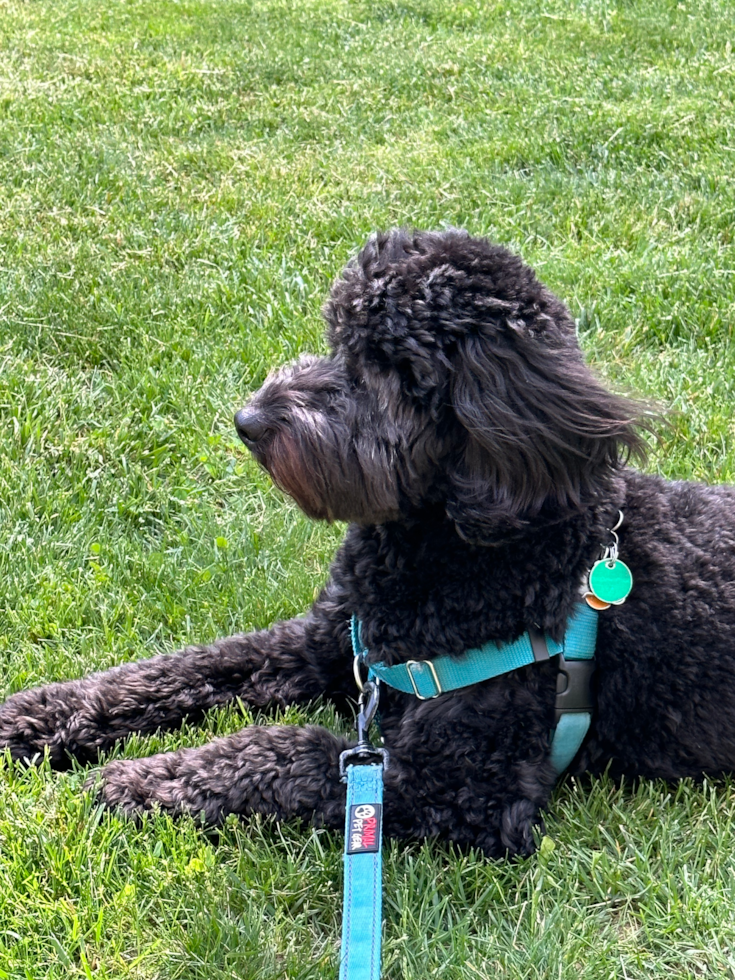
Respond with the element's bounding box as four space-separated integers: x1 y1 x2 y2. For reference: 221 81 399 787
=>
2 228 735 857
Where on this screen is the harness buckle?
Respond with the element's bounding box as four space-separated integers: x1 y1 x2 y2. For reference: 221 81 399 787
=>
554 655 595 725
406 659 443 699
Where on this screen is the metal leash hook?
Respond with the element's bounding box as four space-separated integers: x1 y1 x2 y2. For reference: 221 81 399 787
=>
339 678 389 779
356 680 379 745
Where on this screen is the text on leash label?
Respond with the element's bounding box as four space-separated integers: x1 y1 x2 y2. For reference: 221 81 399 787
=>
345 803 382 854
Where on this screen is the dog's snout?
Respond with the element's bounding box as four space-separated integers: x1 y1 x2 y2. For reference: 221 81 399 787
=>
235 409 268 444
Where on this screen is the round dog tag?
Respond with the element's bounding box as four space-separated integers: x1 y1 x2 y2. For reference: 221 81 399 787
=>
584 591 611 611
588 559 633 605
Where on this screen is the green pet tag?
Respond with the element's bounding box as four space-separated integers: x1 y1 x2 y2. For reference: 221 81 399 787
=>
588 559 633 605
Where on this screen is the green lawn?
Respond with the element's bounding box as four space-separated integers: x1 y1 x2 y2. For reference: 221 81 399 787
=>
1 0 735 976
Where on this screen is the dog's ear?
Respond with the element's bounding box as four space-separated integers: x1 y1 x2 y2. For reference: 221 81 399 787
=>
446 326 646 543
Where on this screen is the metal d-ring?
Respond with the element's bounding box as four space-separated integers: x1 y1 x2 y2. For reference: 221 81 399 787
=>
353 655 367 693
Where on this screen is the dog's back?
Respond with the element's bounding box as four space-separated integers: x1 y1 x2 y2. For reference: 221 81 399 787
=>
587 470 735 781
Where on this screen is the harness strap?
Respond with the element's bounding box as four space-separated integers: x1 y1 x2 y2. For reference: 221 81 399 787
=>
550 713 592 773
340 762 384 980
548 608 597 771
353 605 594 697
351 602 598 773
353 624 564 699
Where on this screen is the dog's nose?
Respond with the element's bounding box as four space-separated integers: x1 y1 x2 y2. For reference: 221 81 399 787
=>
234 409 268 444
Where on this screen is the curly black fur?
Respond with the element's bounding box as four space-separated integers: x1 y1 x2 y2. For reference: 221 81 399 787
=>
3 228 735 858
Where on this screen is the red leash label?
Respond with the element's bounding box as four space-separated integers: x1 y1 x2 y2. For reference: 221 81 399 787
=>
345 803 382 854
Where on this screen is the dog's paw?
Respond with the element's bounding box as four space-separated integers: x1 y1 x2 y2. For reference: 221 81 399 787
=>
91 759 164 820
499 798 541 857
92 753 207 823
0 694 58 767
0 732 46 767
85 764 138 821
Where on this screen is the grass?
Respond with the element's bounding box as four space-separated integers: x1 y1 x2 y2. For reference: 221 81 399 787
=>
1 0 735 975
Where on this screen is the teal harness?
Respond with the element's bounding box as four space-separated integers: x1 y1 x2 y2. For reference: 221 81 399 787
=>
351 601 598 773
338 602 598 980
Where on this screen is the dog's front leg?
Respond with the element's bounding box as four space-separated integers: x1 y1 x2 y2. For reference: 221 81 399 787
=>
0 589 355 768
97 727 544 860
97 724 352 827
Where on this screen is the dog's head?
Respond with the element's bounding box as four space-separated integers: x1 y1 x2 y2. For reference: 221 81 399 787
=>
235 229 646 542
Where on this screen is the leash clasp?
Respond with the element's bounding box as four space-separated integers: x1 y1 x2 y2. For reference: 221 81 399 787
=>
339 680 389 780
356 679 380 736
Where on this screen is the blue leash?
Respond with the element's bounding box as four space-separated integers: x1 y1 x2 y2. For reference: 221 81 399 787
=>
339 682 387 980
339 763 384 980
